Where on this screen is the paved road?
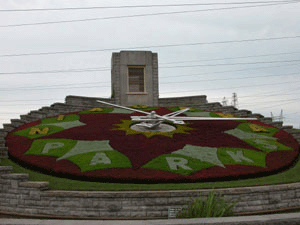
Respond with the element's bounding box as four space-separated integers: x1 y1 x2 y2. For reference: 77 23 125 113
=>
1 212 300 225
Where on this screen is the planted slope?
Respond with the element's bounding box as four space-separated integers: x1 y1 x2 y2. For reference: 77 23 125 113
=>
6 107 300 182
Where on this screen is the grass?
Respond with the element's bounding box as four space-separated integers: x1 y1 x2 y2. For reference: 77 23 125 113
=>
1 157 300 191
176 191 236 218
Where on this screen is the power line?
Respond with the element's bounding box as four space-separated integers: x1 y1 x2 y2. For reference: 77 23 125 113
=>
161 62 300 79
207 87 300 102
0 98 60 102
2 74 300 92
0 67 110 76
1 35 300 58
0 1 298 28
0 84 110 92
0 86 299 103
0 1 295 12
160 50 300 65
241 97 300 106
161 72 299 84
160 59 300 69
239 89 300 100
2 59 300 76
161 79 300 94
0 69 298 91
1 87 297 103
0 81 110 90
244 98 300 109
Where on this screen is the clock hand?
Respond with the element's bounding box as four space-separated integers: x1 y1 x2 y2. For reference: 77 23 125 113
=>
168 117 257 121
96 100 180 125
97 100 257 130
133 108 190 128
96 100 151 115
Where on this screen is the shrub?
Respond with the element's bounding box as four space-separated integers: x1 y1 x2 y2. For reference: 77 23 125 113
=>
176 191 236 218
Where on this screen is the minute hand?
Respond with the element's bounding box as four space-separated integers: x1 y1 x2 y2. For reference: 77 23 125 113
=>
96 100 179 123
172 117 257 121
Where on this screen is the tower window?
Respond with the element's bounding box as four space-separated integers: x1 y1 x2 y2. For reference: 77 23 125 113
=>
128 66 145 93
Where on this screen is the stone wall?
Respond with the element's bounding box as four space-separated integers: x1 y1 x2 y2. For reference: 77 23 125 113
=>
1 171 300 218
158 95 207 107
1 95 300 218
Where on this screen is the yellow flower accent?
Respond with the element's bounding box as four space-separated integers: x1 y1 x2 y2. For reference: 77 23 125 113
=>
89 107 103 112
132 104 147 109
113 120 193 138
216 113 235 118
29 127 49 135
57 115 65 121
249 124 268 133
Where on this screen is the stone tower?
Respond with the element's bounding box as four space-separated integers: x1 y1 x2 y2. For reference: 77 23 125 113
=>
111 51 159 106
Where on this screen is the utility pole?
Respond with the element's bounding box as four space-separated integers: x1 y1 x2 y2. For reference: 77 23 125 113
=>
222 97 228 106
231 93 238 108
271 109 284 122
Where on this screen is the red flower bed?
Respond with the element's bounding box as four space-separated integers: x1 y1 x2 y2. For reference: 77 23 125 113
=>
5 107 300 183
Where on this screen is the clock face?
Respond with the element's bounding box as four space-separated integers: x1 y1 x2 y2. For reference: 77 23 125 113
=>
5 107 300 183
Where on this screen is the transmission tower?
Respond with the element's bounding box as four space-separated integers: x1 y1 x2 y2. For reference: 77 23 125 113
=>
271 109 284 122
222 97 228 106
231 92 238 108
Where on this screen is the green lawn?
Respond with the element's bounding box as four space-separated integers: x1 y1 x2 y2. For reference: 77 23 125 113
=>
1 157 300 191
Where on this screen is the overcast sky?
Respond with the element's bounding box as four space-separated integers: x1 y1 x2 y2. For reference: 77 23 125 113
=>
1 0 300 128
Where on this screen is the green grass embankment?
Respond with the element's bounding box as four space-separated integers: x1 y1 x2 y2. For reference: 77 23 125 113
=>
1 158 300 191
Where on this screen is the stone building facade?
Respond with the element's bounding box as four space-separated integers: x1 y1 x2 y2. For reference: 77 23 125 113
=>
111 51 159 106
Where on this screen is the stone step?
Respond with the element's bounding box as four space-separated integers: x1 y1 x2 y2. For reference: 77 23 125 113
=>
38 107 59 117
20 114 38 123
234 110 251 117
0 166 13 174
0 129 8 138
281 126 294 134
269 121 283 128
29 110 48 119
291 132 300 140
19 181 49 190
282 125 294 129
0 152 8 159
50 103 80 113
0 147 8 159
220 106 237 114
0 146 8 152
0 139 5 147
251 113 264 119
10 119 25 128
1 173 29 181
3 123 16 132
259 117 273 124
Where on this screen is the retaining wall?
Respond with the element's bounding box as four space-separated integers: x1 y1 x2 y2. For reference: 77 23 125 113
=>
1 95 300 218
1 175 300 218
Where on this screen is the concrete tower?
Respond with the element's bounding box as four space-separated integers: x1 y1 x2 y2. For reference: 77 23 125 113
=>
111 51 159 106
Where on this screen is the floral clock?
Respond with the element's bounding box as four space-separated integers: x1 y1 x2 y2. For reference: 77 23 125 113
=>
5 106 300 183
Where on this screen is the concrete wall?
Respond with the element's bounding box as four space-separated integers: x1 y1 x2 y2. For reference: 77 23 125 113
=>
65 95 208 108
159 95 207 107
2 170 300 219
111 51 159 106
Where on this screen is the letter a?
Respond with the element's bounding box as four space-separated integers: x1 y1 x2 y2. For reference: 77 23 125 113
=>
166 157 192 171
90 152 111 166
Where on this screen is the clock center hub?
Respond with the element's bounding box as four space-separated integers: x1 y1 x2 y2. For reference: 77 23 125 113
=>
130 123 176 133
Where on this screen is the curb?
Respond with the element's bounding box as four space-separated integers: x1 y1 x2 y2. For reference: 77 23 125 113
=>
1 212 300 225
